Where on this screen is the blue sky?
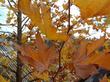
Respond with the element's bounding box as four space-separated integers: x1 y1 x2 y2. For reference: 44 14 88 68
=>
0 6 16 33
0 7 7 23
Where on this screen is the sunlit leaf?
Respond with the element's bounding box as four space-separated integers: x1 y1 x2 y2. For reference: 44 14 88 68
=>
73 0 110 19
18 0 68 41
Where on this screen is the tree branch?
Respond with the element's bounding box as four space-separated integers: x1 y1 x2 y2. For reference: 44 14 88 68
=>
22 18 30 28
67 0 71 33
52 0 71 81
10 0 16 6
22 71 34 79
7 0 17 16
22 17 28 22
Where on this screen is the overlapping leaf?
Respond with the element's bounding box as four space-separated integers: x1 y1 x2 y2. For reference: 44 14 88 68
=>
73 0 110 19
73 39 97 79
14 34 58 72
85 53 110 70
62 36 106 79
18 0 68 41
87 36 105 56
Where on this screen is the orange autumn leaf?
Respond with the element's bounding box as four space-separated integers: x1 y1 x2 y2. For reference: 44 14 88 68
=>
18 0 68 41
73 0 110 19
91 53 110 70
82 51 110 70
14 34 58 72
77 39 88 57
73 37 106 79
73 39 97 79
82 52 100 65
87 36 105 56
74 64 97 79
73 56 97 79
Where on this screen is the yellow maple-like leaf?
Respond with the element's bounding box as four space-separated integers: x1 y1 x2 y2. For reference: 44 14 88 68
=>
18 0 68 41
0 75 10 82
73 0 110 19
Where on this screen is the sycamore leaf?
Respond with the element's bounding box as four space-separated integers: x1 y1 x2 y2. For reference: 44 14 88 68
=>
74 64 97 79
73 37 106 79
14 34 58 72
90 53 110 70
73 55 97 79
73 0 110 19
0 75 10 82
61 37 106 79
82 51 110 70
71 39 97 79
82 52 100 65
87 36 105 56
18 0 68 41
77 39 88 57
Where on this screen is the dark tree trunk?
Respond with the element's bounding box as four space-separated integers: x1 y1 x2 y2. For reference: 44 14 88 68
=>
16 11 22 82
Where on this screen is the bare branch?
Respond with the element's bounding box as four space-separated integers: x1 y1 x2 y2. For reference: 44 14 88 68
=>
7 0 17 16
22 71 34 79
22 18 30 28
22 17 28 22
11 0 16 6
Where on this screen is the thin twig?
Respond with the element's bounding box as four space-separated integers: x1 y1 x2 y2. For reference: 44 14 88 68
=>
53 1 71 81
7 0 17 16
22 17 28 22
11 0 16 6
22 18 30 28
67 0 71 33
22 71 34 79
